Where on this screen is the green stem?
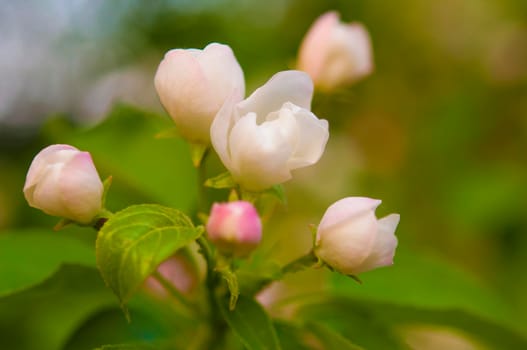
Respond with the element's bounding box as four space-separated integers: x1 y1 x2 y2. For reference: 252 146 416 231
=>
281 250 319 275
197 236 228 349
195 149 209 214
152 271 200 317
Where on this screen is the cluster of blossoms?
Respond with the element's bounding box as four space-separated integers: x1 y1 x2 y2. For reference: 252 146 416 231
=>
23 12 398 283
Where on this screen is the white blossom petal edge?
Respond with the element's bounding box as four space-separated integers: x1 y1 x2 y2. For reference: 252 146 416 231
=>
211 70 329 191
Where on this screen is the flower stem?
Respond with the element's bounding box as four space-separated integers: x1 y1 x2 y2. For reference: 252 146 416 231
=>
281 250 319 275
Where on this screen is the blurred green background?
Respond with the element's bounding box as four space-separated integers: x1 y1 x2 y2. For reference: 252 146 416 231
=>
1 0 526 349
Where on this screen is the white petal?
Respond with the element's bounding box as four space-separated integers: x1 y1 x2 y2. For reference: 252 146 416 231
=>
236 70 313 120
30 163 68 217
154 49 212 142
24 144 78 193
317 197 382 240
354 214 399 273
59 152 103 223
287 105 329 169
228 113 293 191
316 209 378 274
210 92 241 170
339 23 374 80
198 43 245 106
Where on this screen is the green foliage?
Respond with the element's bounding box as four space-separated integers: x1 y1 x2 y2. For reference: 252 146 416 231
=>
95 344 156 350
297 297 527 350
219 295 281 350
95 204 203 310
305 322 364 350
0 265 115 350
329 248 516 330
216 265 240 310
0 230 95 297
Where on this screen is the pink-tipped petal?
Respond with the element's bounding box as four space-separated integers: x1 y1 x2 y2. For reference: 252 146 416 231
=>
59 152 103 223
354 214 399 273
298 11 340 82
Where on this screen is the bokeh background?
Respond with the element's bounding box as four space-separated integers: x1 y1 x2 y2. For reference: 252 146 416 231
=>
1 0 526 349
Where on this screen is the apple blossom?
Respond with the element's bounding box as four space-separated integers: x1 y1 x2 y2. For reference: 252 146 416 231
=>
206 201 262 257
211 70 329 191
298 11 373 91
154 43 245 144
23 144 104 224
315 197 399 275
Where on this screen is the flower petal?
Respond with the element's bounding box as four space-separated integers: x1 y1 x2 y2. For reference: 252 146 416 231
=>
354 213 399 273
24 144 78 193
198 43 245 107
297 11 339 82
317 197 382 240
286 104 329 169
58 152 103 223
210 91 241 170
154 49 212 142
228 112 293 191
236 70 313 120
316 209 378 274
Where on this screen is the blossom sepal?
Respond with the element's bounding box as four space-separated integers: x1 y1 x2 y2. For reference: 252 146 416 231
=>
204 172 237 189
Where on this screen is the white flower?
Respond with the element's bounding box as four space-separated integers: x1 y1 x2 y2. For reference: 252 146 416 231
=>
211 70 329 191
23 144 104 224
298 11 373 91
315 197 399 275
154 43 245 144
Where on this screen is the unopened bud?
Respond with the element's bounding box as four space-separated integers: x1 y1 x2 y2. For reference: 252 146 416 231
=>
206 201 262 257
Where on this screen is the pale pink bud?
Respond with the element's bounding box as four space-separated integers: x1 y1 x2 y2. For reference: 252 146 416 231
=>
23 144 104 224
154 43 245 144
206 201 262 257
315 197 399 275
298 11 374 91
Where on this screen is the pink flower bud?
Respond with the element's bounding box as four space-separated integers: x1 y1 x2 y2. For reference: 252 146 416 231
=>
154 43 245 144
298 11 374 91
315 197 399 275
206 201 262 257
23 144 104 224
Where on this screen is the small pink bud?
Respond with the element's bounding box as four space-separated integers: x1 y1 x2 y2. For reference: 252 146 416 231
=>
206 201 262 257
23 144 104 224
315 197 399 275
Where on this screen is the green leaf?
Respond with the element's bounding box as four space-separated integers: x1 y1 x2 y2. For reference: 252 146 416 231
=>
298 297 527 350
96 204 203 309
94 344 156 350
329 248 517 330
0 265 116 350
273 322 312 350
306 322 364 350
0 230 95 297
219 295 281 350
217 265 240 310
204 172 236 189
